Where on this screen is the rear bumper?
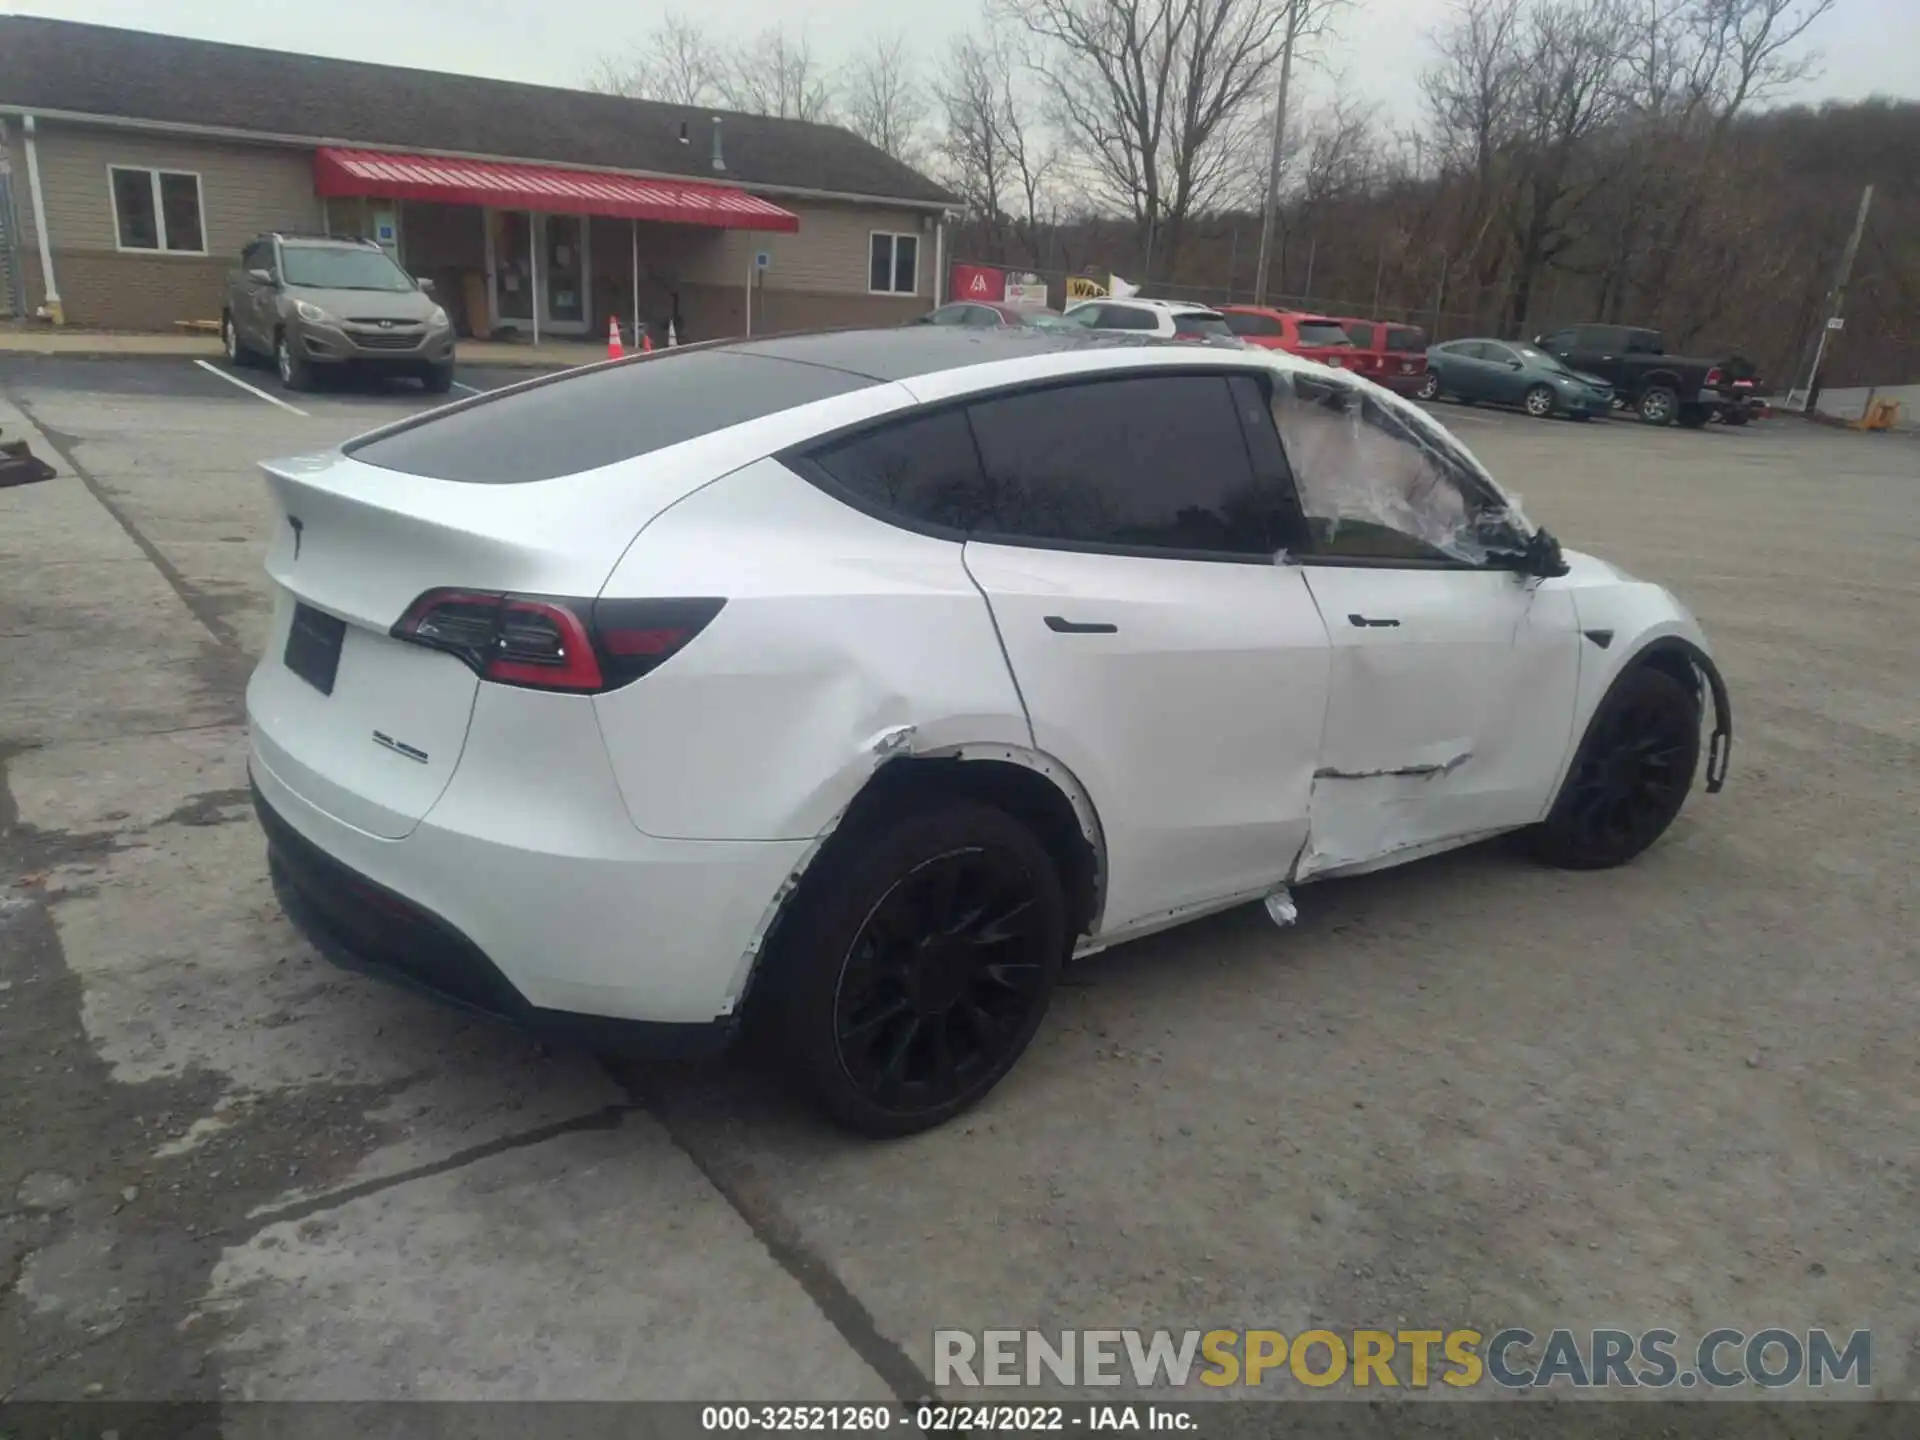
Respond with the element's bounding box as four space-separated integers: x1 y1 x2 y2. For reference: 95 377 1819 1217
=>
257 782 731 1058
248 683 812 1041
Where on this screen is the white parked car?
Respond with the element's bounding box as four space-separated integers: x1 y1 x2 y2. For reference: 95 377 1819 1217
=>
1061 297 1241 344
248 330 1731 1135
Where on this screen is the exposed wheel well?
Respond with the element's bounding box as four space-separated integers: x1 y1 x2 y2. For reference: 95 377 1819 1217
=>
734 755 1102 1038
1618 636 1733 793
839 757 1101 941
1637 642 1699 697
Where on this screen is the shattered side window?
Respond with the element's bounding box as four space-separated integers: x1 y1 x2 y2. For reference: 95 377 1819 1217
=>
1270 373 1525 565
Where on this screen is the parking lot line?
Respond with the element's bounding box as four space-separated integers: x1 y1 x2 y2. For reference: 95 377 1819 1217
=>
450 380 483 395
192 359 310 417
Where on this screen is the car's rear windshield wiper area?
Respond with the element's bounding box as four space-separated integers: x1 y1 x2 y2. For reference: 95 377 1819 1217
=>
347 351 880 483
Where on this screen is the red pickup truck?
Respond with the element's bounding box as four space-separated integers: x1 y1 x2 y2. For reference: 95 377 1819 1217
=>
1333 318 1430 397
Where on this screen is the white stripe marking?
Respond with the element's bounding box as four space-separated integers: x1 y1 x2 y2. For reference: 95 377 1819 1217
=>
450 380 483 395
194 359 310 416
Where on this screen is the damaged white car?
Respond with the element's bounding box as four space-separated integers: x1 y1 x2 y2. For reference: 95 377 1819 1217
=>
247 329 1730 1135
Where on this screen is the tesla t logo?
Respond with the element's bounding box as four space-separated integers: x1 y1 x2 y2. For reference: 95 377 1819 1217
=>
287 515 305 560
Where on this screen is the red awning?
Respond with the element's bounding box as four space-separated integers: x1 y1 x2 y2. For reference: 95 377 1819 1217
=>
313 148 800 233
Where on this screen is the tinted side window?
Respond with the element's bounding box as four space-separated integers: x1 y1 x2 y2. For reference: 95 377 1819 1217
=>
967 376 1279 558
1570 326 1618 352
1536 329 1574 350
1346 322 1376 348
1224 311 1284 337
1102 305 1159 332
1385 327 1426 352
807 408 985 532
962 306 1004 327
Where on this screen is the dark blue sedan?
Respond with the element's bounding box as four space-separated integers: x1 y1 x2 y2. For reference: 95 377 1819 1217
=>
1417 339 1614 420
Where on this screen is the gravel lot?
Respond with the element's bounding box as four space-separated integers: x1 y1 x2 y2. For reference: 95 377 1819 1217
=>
2 353 1916 1411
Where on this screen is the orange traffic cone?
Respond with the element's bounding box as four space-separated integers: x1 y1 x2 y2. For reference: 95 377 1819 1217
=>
607 316 624 360
642 330 654 354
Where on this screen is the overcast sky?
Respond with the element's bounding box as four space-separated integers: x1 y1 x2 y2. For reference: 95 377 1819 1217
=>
8 0 1912 135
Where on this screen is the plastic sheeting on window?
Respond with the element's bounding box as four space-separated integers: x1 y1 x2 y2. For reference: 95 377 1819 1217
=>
1268 365 1534 566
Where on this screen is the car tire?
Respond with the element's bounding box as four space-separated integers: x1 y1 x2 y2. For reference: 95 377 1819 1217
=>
422 363 455 395
764 798 1067 1137
1523 664 1701 870
1523 384 1556 418
1415 372 1441 402
275 331 313 393
222 311 256 368
1677 404 1711 429
1637 385 1677 425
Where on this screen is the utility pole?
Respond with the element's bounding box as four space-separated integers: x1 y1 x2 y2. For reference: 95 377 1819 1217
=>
1251 3 1301 308
1799 184 1873 413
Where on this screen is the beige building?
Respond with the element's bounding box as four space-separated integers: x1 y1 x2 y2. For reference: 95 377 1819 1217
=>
0 17 955 343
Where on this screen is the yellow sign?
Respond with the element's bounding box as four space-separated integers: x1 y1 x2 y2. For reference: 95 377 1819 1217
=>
1065 276 1108 301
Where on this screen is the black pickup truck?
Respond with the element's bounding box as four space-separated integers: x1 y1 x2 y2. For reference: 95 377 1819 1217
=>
1531 324 1765 428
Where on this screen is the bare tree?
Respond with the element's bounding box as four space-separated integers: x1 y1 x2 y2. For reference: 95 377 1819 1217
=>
1002 0 1326 276
719 28 837 122
843 34 929 163
936 33 1060 264
586 12 721 106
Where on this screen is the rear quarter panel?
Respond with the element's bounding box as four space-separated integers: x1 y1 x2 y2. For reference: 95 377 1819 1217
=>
592 457 1031 841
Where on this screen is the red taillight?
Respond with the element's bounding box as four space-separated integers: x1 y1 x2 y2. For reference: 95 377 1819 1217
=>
392 590 724 694
1704 366 1723 387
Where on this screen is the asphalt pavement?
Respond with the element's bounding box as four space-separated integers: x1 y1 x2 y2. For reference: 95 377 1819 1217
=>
2 354 1916 1410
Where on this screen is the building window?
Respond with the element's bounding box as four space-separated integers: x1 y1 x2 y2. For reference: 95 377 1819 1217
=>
869 232 918 295
109 167 206 254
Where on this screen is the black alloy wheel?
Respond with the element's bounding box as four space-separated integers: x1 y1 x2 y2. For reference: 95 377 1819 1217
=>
1526 665 1701 869
771 799 1066 1136
835 850 1047 1108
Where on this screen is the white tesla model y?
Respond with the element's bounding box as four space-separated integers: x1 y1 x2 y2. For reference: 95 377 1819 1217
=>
247 329 1731 1134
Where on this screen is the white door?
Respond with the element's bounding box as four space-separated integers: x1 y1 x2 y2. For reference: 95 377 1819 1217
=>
1264 370 1581 875
960 372 1331 931
1295 567 1580 872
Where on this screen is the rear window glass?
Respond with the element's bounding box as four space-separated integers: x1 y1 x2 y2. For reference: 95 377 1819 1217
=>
1224 311 1284 337
1345 322 1376 348
348 351 876 483
1296 322 1353 348
1385 327 1427 353
1174 314 1233 338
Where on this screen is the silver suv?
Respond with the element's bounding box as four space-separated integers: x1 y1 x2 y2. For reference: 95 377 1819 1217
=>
224 234 456 393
